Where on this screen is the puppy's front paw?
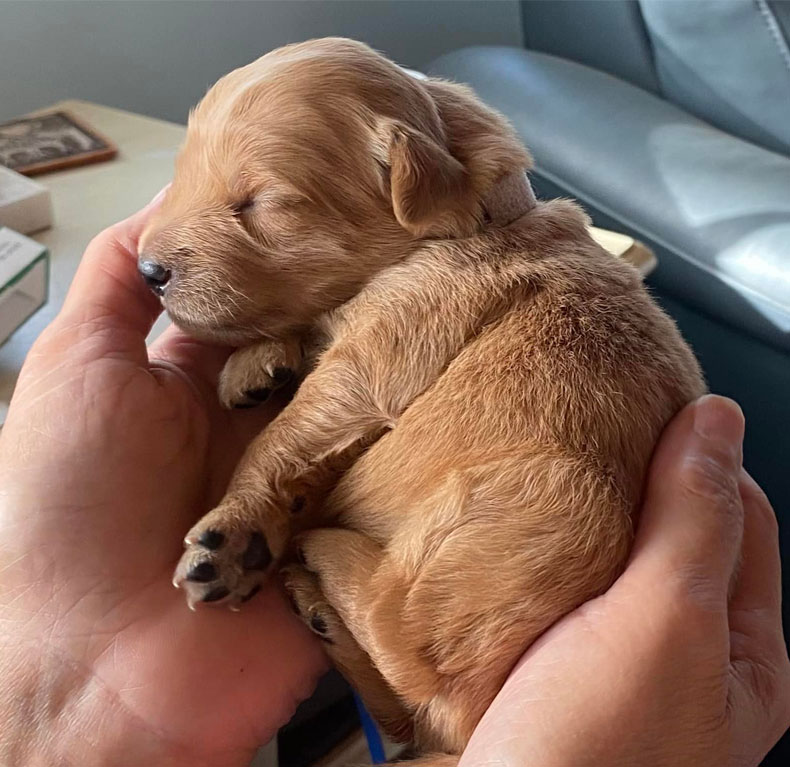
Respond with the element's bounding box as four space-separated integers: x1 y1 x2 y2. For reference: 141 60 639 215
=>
173 505 280 610
219 339 301 409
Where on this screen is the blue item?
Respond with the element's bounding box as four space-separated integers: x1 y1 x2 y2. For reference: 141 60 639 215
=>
353 691 387 764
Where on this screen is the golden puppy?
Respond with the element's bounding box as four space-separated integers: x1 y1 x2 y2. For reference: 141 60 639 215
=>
138 38 704 763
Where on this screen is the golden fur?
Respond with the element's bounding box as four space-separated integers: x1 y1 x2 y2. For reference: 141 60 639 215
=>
139 38 705 762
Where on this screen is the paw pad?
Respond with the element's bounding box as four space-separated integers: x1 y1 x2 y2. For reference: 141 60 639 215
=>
202 586 231 603
198 529 225 550
186 561 217 582
271 367 293 385
240 584 262 603
242 532 272 570
244 387 271 402
175 528 274 609
309 612 333 643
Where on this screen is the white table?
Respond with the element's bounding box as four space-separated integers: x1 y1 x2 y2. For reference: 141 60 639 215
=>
0 100 655 423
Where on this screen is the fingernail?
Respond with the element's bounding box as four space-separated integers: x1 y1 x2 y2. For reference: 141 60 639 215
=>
693 395 744 456
146 184 171 209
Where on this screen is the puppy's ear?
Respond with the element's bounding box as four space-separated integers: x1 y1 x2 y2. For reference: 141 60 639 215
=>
381 121 481 239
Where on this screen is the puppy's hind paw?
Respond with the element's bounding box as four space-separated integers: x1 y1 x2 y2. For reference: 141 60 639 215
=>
280 564 339 643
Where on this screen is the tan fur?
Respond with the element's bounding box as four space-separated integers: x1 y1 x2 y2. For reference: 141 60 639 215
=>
140 38 704 761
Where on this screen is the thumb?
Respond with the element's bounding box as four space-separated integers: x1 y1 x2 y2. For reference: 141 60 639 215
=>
51 187 169 363
625 395 745 610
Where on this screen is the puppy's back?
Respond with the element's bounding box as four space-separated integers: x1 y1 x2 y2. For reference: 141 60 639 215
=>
333 199 703 526
324 200 703 748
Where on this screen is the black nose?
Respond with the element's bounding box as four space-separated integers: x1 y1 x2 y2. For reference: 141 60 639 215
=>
138 259 171 295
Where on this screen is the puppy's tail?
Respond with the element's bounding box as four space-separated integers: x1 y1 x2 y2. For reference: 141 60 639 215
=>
391 755 459 767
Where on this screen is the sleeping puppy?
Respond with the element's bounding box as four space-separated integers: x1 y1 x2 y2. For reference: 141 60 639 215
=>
138 38 704 764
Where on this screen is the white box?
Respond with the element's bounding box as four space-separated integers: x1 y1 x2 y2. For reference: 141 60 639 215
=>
0 227 49 348
0 165 53 235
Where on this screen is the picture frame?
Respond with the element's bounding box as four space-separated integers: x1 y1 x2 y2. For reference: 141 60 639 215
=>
0 110 117 176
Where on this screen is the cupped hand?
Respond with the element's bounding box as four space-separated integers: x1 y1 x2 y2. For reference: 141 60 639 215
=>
461 395 790 767
0 196 327 767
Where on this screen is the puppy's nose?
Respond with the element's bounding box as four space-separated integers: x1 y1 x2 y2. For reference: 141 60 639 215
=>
138 259 171 295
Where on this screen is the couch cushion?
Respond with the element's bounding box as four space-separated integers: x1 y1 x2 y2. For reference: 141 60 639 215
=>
428 46 790 352
520 0 661 95
639 0 790 156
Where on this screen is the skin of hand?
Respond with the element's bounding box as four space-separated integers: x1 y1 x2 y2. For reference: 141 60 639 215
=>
0 195 327 767
460 395 790 767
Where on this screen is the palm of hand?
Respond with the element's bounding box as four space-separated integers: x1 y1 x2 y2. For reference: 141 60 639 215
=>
0 219 325 766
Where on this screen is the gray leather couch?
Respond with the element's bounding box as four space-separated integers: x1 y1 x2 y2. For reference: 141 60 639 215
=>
429 1 789 761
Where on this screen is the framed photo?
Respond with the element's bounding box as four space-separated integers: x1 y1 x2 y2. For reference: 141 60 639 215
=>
0 111 117 176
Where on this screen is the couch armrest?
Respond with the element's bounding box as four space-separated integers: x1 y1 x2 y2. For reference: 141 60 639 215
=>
428 47 790 353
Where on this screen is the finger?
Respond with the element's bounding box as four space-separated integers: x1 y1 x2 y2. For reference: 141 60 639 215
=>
148 325 281 446
729 470 783 635
148 324 233 398
728 472 790 764
53 187 169 362
625 395 745 608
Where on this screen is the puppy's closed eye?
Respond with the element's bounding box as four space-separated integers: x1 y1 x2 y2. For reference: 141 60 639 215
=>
232 199 260 238
232 199 256 217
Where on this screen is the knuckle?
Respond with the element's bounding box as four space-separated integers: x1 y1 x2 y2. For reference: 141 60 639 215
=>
741 655 790 728
664 565 726 628
677 454 740 512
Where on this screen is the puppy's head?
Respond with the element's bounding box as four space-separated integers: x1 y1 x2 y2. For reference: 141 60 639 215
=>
139 38 530 343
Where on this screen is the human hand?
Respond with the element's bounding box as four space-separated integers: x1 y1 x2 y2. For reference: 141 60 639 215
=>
461 395 790 767
0 195 327 767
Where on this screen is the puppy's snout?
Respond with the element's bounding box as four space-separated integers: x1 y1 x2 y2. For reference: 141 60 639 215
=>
138 258 172 296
